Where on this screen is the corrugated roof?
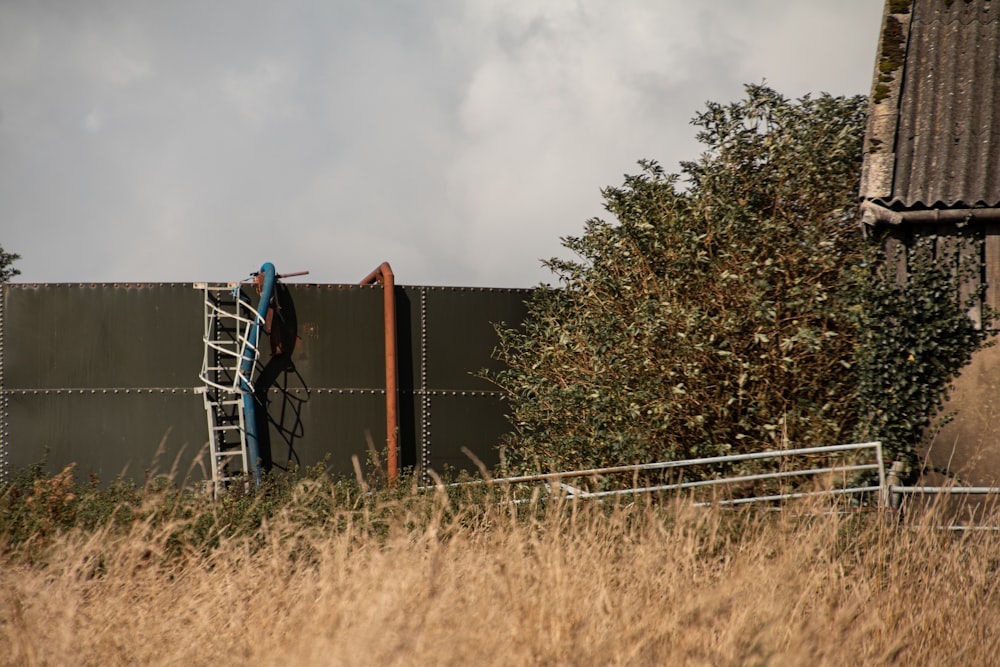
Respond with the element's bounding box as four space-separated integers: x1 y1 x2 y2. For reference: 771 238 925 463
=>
860 0 1000 209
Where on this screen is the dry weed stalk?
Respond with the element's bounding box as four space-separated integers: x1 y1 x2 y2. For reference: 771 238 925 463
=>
2 484 1000 666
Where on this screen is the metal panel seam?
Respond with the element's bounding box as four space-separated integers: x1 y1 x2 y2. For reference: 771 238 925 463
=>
0 285 6 485
5 388 198 394
420 287 430 481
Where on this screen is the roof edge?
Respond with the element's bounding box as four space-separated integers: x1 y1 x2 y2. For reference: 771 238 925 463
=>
861 201 1000 226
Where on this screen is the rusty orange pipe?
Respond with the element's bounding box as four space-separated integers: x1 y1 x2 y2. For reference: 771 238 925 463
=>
360 262 398 484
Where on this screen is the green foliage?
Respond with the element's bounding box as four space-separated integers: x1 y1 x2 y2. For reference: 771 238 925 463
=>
489 85 869 475
0 461 548 569
852 234 994 476
488 84 996 481
0 244 20 283
0 463 367 561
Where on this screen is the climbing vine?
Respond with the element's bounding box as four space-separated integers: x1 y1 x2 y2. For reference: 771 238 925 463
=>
852 233 995 479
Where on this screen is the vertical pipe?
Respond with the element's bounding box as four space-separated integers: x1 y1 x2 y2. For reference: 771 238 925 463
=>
360 262 399 484
240 262 276 487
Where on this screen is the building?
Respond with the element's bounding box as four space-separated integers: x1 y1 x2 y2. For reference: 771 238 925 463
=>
861 0 1000 482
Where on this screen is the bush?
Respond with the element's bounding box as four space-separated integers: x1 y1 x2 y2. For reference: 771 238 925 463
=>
489 85 869 474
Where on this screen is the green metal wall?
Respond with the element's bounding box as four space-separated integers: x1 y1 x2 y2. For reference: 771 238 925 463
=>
0 282 530 485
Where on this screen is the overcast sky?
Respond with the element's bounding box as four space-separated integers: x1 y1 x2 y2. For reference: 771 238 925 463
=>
1 1 884 287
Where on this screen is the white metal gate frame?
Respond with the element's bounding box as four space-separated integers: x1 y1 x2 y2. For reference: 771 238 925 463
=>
426 441 888 508
426 441 1000 529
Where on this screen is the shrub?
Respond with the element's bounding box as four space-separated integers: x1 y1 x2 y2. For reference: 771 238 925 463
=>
489 85 869 474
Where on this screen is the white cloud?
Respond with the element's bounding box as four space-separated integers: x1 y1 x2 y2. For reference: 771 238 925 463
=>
83 108 103 133
76 16 153 88
438 1 741 284
221 58 300 128
0 0 884 287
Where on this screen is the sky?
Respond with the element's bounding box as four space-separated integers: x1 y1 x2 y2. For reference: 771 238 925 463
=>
1 1 884 288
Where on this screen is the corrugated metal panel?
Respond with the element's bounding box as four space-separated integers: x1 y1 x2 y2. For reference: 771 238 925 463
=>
5 390 205 482
272 390 391 475
422 393 512 474
862 0 1000 209
423 286 530 391
4 283 203 389
285 284 388 389
416 287 530 477
0 282 530 484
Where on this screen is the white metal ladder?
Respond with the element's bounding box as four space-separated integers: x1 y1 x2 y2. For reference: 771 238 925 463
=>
196 282 263 496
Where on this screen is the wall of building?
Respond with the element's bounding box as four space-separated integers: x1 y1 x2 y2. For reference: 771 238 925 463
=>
878 222 1000 484
0 282 530 485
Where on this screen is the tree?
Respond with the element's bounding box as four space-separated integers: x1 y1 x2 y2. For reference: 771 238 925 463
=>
0 245 20 283
489 85 870 474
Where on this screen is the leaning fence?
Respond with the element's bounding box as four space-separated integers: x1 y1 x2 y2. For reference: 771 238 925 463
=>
422 441 1000 528
424 441 887 509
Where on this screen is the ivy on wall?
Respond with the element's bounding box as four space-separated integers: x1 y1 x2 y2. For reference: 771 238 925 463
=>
852 232 995 480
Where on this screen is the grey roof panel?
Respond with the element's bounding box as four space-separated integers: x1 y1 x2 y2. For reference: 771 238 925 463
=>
862 0 1000 209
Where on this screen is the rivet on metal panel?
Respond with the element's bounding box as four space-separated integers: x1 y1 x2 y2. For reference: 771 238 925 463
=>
2 284 13 439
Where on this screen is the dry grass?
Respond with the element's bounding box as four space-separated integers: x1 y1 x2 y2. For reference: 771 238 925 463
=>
2 482 1000 666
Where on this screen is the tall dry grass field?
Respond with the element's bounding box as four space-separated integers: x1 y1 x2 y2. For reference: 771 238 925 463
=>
2 476 1000 666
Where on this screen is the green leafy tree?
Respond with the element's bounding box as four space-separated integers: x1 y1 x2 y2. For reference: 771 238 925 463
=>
0 245 20 283
489 85 869 474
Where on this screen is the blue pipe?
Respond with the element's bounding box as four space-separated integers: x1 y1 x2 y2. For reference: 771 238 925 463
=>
240 262 276 486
